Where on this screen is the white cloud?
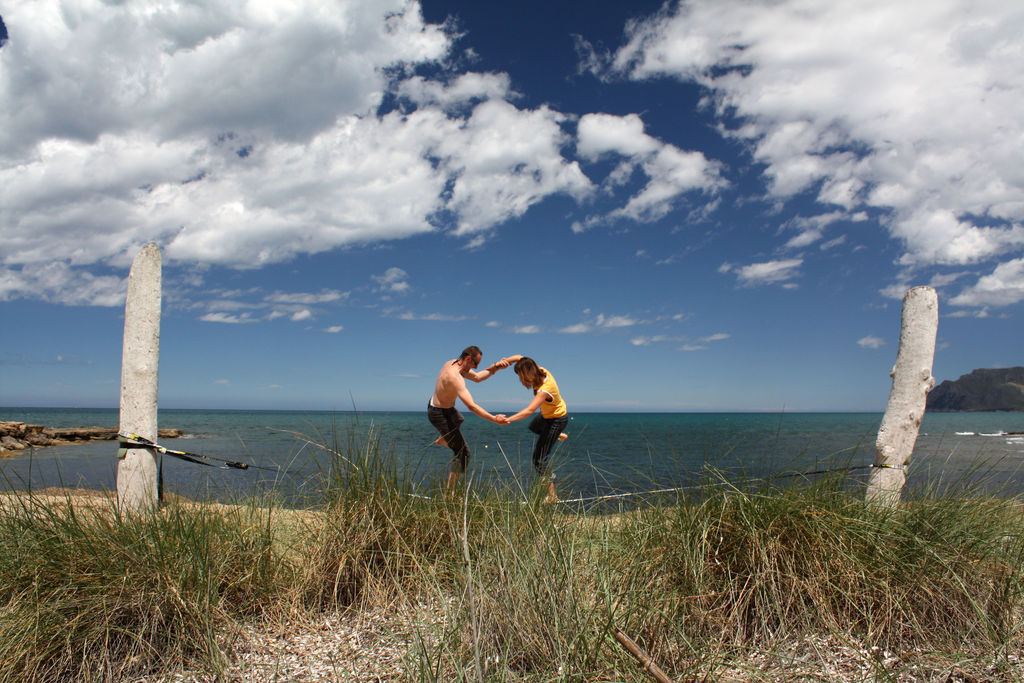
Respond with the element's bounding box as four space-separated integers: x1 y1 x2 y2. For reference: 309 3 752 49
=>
441 100 593 235
785 227 823 250
820 235 847 250
396 311 468 321
203 298 260 313
1 0 449 154
0 0 457 282
632 334 688 346
325 325 344 333
595 314 638 328
577 112 723 223
882 271 972 304
266 289 347 304
611 0 1024 300
513 325 542 334
733 259 803 287
373 267 411 294
950 257 1024 307
559 312 639 334
858 336 885 349
397 72 513 110
947 307 990 319
928 272 966 289
644 332 729 351
782 211 855 250
176 285 348 325
577 113 659 159
0 262 125 306
0 0 596 301
199 312 258 324
879 282 910 301
159 112 454 266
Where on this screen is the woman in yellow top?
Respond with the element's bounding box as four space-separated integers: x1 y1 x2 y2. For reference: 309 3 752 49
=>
501 355 569 503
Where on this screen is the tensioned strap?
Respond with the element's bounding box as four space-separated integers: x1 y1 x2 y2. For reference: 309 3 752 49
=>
117 432 277 472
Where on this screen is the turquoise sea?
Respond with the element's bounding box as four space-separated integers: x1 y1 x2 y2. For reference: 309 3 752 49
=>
2 408 1024 506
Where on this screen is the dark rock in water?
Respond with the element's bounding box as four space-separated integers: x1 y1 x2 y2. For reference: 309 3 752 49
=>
926 367 1024 412
0 421 183 456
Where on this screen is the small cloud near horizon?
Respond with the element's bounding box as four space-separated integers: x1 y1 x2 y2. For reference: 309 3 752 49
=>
200 312 258 324
397 311 468 321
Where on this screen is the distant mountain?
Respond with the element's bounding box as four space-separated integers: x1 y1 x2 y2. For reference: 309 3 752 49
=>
927 367 1024 412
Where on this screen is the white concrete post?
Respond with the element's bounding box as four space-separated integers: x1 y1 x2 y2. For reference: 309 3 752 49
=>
866 286 938 508
116 243 162 513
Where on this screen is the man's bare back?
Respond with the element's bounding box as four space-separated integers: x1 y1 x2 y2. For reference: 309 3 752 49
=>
431 359 468 409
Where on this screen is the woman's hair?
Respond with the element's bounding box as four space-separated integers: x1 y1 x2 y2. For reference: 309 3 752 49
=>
514 357 546 386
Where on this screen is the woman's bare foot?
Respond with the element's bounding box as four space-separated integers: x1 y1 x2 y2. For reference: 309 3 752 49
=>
435 436 447 447
558 433 568 441
542 481 558 504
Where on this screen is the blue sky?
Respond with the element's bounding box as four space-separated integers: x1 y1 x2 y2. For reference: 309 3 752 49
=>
2 0 1023 413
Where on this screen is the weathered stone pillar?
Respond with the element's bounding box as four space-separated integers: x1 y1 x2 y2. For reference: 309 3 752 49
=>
866 286 938 508
116 243 162 513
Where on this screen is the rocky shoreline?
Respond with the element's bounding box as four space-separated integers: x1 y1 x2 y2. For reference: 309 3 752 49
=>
0 421 183 457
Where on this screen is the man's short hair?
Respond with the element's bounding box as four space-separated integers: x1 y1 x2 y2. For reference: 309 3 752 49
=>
459 345 482 360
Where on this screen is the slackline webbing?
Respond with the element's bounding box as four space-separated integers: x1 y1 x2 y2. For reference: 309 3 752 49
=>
117 432 279 473
558 463 903 504
404 443 901 505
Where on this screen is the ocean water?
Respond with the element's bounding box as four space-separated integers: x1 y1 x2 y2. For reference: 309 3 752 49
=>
2 408 1024 506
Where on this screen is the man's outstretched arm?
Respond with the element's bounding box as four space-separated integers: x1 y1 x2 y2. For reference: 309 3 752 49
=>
465 356 515 383
457 385 507 423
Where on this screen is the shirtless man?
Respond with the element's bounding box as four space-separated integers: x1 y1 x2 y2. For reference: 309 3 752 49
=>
428 345 509 493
